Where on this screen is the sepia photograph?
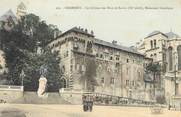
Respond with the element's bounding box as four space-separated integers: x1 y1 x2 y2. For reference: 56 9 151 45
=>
0 0 181 116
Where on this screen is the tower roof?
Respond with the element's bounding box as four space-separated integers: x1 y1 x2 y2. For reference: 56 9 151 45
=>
145 30 180 39
58 26 95 38
165 32 180 39
145 31 168 39
17 2 26 10
0 9 18 23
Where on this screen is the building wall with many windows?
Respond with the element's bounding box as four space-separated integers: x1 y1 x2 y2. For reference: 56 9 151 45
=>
49 27 152 101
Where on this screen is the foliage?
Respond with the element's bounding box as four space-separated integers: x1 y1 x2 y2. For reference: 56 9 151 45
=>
0 13 62 91
22 49 61 91
80 57 98 92
156 96 166 104
146 62 162 97
146 63 161 74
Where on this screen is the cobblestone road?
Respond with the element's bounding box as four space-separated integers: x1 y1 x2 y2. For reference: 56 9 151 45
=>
0 104 180 117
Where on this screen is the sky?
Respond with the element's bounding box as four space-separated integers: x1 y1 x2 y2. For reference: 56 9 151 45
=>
0 0 181 47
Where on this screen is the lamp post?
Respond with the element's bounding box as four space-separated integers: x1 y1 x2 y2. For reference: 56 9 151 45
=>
20 69 25 86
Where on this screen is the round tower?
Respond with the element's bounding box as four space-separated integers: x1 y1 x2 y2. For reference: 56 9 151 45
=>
16 2 27 19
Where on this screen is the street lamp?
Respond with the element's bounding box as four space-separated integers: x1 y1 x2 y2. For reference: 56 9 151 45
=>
20 69 25 86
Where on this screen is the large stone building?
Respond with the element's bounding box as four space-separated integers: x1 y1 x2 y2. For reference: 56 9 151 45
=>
137 31 181 108
49 27 153 101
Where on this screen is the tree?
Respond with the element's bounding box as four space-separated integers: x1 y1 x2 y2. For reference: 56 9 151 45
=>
146 62 161 99
22 49 61 91
0 13 62 91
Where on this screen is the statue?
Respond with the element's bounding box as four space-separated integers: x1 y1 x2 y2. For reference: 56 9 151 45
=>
37 75 47 97
37 65 48 97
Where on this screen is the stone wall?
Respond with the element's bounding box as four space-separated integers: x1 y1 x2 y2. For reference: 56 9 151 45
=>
0 85 23 103
0 90 23 103
0 89 70 104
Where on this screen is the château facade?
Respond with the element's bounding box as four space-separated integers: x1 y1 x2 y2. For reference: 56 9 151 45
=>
49 27 153 100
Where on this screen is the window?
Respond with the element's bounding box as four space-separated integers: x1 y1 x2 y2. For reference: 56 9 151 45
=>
132 81 135 86
126 80 129 86
110 56 113 60
76 64 79 71
73 42 78 50
127 59 129 63
61 78 66 88
127 67 129 75
115 63 120 68
81 65 85 72
101 77 104 83
154 40 156 48
100 54 103 58
137 71 141 80
70 65 73 72
96 53 99 57
168 47 173 71
66 42 68 47
66 51 69 57
150 40 153 49
79 65 82 72
154 53 157 61
110 77 115 84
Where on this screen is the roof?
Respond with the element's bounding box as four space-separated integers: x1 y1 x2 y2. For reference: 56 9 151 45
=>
94 38 144 56
17 2 26 10
165 32 180 39
57 27 94 38
145 31 168 39
0 9 18 24
56 27 144 56
145 30 181 39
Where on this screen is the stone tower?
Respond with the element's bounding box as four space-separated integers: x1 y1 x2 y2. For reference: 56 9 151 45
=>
16 2 27 19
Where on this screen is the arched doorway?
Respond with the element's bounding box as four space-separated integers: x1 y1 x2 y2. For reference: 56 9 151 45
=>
60 77 67 88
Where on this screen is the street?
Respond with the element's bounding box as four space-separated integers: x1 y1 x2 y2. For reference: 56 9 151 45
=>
0 104 180 117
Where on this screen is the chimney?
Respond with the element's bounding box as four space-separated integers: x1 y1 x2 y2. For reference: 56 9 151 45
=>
112 40 117 45
54 31 57 39
91 30 94 35
85 29 88 33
